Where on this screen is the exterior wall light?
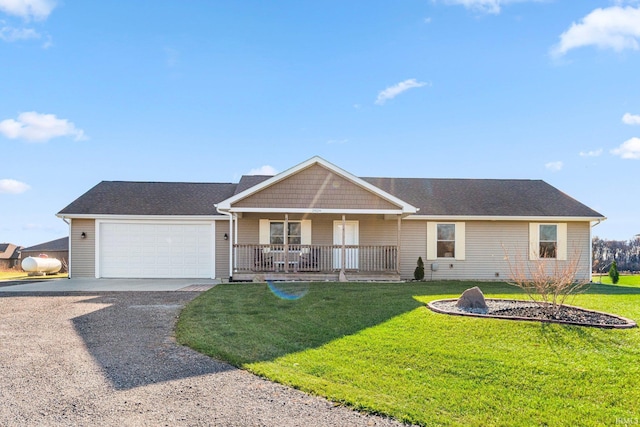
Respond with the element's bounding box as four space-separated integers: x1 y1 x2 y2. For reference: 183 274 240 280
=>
81 232 87 239
224 233 229 241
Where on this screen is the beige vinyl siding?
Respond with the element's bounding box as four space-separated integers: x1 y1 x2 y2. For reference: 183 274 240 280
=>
70 218 96 278
399 221 427 280
237 214 399 246
400 220 592 281
233 164 399 210
359 217 398 246
236 214 261 244
215 221 230 279
567 222 592 281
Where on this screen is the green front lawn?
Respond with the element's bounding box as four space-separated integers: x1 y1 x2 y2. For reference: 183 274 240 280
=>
176 281 640 426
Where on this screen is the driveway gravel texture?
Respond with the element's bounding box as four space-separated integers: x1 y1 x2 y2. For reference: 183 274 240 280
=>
0 292 408 427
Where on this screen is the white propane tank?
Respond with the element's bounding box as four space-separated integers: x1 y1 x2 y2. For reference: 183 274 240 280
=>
21 255 62 275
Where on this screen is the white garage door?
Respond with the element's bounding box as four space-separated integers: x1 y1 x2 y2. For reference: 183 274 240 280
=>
99 222 213 278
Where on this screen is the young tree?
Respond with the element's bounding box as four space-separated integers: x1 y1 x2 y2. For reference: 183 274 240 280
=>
504 245 589 318
609 260 620 284
414 256 425 281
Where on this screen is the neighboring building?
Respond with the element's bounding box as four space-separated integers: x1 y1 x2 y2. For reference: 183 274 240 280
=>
21 237 69 273
0 243 22 270
57 156 605 281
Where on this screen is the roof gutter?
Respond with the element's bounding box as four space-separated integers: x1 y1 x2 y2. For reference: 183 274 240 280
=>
405 214 606 222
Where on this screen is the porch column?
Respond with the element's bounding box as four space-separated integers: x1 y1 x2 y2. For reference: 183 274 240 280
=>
341 214 346 276
397 215 402 275
284 214 289 273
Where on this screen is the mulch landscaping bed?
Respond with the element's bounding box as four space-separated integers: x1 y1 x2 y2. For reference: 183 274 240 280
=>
428 299 637 329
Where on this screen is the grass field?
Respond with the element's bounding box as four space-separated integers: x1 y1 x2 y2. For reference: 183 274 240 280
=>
592 273 640 286
0 271 68 280
176 280 640 426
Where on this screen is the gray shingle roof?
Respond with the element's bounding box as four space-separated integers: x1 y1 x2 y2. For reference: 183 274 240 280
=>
22 237 69 252
58 181 238 216
235 175 272 195
363 177 603 217
58 177 603 219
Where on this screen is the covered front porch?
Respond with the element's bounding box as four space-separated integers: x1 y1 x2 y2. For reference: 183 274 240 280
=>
231 242 400 281
214 156 418 282
225 212 404 281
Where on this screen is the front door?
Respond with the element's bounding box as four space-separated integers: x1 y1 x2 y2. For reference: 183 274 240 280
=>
333 220 359 269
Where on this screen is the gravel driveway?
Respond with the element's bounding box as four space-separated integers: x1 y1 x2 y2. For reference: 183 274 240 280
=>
0 292 407 427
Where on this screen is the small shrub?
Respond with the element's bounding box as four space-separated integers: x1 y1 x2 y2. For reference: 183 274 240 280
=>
609 261 620 284
414 257 425 281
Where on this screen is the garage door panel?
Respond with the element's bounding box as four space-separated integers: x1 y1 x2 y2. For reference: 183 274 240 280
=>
100 222 213 278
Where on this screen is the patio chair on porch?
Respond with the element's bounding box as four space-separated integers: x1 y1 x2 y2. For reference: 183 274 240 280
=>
299 247 321 272
253 248 273 272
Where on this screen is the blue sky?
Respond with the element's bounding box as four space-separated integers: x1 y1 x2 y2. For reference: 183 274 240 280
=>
1 0 639 247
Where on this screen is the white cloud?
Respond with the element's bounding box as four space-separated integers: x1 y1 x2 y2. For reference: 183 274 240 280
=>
579 149 603 157
0 178 30 194
0 111 87 142
611 137 640 159
0 0 56 21
545 161 563 171
41 33 51 48
439 0 539 15
248 165 278 175
0 25 39 41
551 6 640 57
622 112 640 125
375 79 429 105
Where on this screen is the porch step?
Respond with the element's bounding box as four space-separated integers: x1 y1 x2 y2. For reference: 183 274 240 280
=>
232 271 402 282
343 272 402 282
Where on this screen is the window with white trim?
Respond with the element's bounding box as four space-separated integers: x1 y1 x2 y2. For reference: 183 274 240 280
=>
270 221 301 245
437 224 456 258
427 222 466 260
259 219 311 246
539 224 557 258
529 223 567 260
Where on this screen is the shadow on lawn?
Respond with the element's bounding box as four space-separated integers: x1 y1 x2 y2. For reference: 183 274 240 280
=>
582 283 640 295
182 282 432 365
537 321 632 357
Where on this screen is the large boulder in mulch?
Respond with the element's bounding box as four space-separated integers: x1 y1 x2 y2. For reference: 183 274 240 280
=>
456 286 488 310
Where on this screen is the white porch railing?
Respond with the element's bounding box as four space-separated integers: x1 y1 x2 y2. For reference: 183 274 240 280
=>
233 244 397 273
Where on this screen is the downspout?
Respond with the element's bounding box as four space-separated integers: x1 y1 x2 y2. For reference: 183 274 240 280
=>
215 204 234 283
590 219 603 283
61 216 71 279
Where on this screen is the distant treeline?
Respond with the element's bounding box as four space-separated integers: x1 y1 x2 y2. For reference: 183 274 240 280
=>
592 237 640 273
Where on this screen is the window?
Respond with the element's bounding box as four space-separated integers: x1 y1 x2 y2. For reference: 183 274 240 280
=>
427 222 465 260
259 219 311 246
437 224 456 258
269 221 301 245
539 224 557 258
529 223 567 261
